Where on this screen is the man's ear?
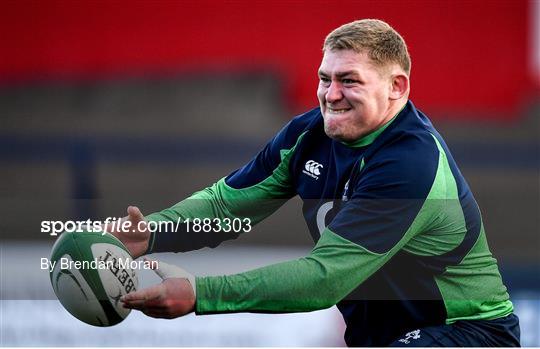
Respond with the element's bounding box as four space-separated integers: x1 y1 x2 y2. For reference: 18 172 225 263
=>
389 74 409 100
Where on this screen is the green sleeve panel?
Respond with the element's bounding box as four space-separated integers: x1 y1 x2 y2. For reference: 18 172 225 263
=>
195 229 383 313
145 175 289 226
144 132 306 253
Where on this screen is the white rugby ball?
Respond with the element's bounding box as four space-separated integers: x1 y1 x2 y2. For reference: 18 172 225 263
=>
49 231 139 326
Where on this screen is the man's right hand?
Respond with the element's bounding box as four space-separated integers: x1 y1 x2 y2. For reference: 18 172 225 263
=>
107 206 150 259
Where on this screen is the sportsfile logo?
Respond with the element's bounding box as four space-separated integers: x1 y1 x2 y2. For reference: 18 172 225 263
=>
303 160 324 180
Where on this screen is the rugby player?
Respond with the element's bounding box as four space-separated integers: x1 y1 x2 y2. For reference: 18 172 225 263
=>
113 19 520 346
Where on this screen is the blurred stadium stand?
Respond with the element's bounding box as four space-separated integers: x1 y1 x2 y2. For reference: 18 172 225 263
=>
1 0 539 346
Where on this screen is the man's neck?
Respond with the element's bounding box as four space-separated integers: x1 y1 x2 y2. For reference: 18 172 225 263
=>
382 99 407 126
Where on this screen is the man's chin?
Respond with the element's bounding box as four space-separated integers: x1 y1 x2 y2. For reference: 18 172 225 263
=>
324 125 348 142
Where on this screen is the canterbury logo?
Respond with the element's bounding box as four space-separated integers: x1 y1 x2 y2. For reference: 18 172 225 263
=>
303 160 324 180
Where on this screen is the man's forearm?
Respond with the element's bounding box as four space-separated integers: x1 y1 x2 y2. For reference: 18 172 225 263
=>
195 229 389 314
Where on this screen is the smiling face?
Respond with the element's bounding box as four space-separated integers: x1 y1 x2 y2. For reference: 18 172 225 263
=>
317 49 398 142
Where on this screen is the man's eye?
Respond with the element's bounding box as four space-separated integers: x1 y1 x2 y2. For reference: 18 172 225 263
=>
319 77 330 83
342 79 357 84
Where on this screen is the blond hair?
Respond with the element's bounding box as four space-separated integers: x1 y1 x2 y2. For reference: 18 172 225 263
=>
323 19 411 75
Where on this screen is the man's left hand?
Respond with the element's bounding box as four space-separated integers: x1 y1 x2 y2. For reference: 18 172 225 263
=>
121 258 196 319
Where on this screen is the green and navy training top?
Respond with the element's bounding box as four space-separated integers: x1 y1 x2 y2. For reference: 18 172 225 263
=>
146 100 513 346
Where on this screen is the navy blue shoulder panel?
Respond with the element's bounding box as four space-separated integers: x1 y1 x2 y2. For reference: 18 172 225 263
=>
225 107 321 189
328 102 440 253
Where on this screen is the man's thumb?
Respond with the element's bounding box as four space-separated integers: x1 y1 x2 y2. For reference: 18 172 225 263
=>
127 206 144 222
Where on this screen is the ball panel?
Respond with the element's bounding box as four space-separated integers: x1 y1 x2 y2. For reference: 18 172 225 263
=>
51 254 111 326
50 232 78 264
91 243 138 319
70 232 119 302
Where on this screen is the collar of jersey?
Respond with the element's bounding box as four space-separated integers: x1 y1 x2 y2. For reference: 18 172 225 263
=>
341 103 406 148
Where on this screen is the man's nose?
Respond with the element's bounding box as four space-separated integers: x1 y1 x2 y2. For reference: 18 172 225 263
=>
325 82 343 103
